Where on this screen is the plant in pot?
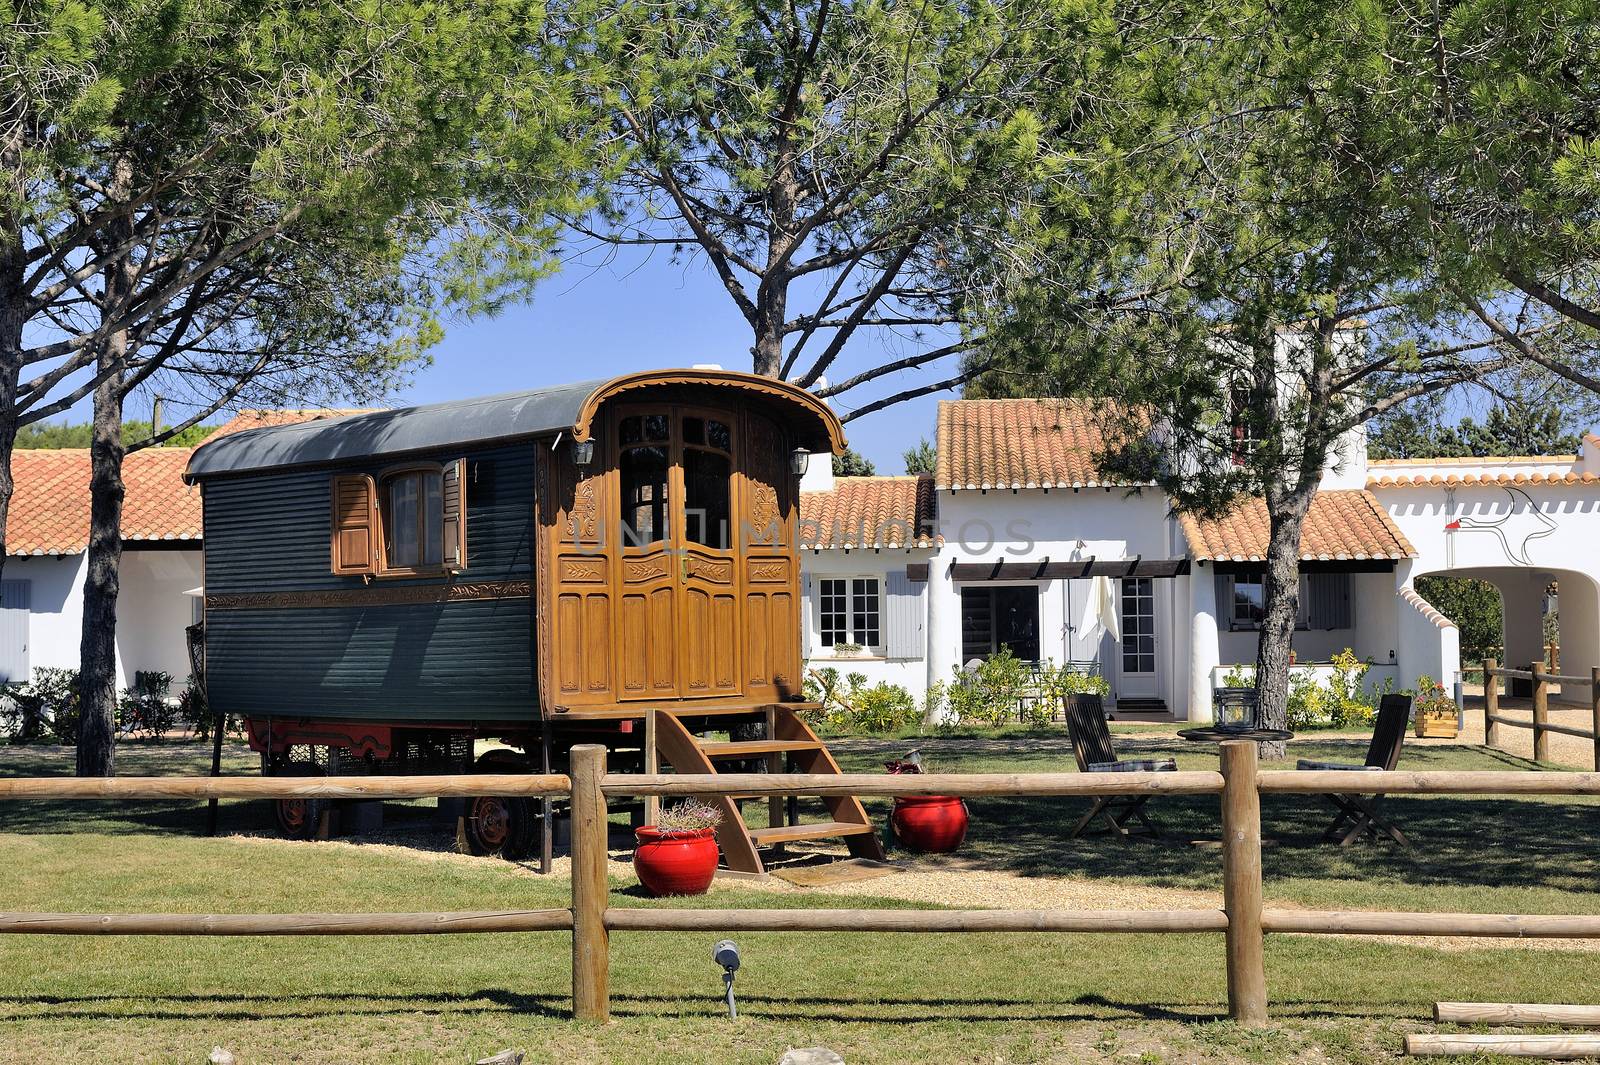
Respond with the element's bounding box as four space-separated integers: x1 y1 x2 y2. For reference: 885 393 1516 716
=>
634 799 723 897
1413 675 1459 738
885 753 967 853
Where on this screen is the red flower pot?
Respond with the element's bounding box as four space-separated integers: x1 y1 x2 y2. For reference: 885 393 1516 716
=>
633 826 719 897
891 796 968 853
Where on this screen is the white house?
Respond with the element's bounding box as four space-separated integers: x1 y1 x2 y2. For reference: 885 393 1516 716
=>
799 396 1491 721
1 446 204 689
0 409 363 692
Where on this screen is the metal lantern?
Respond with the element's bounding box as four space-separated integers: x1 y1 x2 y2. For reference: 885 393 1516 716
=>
571 438 596 468
1214 687 1259 731
788 448 810 476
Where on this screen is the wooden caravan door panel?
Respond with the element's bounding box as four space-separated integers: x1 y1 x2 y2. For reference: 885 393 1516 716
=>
677 405 742 698
619 553 677 698
740 409 799 700
539 439 615 711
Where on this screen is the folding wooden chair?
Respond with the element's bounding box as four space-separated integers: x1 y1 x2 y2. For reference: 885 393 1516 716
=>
1296 693 1413 847
1065 693 1176 838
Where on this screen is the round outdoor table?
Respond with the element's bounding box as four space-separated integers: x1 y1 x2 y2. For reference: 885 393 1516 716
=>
1176 727 1294 744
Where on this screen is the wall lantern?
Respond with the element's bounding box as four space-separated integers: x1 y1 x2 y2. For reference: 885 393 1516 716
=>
789 448 810 477
572 439 596 468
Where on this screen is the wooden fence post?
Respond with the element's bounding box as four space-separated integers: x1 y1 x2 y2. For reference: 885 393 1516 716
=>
570 744 610 1022
1484 659 1499 750
1591 668 1600 774
643 710 659 827
1220 740 1267 1026
1532 661 1549 763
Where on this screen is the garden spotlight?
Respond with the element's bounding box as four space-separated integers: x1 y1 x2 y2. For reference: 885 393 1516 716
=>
713 939 740 1018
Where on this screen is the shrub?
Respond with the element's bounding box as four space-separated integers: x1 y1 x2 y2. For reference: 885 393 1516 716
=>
802 668 920 734
178 682 211 738
119 671 176 741
1414 674 1454 719
653 798 723 835
26 668 82 745
1221 664 1255 689
948 649 1033 728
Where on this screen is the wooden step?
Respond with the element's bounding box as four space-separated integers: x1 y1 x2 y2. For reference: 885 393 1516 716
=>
699 739 823 757
748 820 878 845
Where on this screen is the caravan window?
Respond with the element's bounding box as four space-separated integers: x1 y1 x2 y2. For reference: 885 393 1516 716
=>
380 468 444 571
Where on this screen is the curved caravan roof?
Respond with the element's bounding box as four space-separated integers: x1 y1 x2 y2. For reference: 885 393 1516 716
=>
185 369 846 482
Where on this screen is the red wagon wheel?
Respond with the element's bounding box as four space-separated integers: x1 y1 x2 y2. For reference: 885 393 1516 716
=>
465 750 537 860
272 761 326 840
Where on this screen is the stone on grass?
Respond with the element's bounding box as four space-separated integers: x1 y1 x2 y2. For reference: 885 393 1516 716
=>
475 1051 525 1065
208 1049 236 1065
778 1049 845 1065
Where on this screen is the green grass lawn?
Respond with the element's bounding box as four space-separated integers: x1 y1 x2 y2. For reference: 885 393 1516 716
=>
1 734 1598 1063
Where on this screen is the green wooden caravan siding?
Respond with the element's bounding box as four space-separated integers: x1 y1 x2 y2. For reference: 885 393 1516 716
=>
201 443 538 723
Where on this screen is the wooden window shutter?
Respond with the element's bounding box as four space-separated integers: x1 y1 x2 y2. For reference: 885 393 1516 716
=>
1307 572 1351 630
330 474 377 575
442 458 467 571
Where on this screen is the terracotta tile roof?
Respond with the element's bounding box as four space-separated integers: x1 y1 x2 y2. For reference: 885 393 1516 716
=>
8 447 201 556
1180 489 1415 563
935 398 1147 491
800 476 939 549
206 407 375 441
1368 470 1600 488
1400 586 1457 630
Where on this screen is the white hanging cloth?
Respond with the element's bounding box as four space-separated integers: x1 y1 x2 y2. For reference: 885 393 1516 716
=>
1078 576 1121 643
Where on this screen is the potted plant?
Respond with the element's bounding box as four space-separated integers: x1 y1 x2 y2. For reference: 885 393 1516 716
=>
1413 675 1459 738
634 799 723 897
885 755 967 853
832 642 864 659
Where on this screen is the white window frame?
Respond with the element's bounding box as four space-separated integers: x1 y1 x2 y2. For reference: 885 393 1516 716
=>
818 576 884 653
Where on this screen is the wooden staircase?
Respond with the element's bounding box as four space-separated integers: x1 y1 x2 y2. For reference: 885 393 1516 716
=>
647 703 884 876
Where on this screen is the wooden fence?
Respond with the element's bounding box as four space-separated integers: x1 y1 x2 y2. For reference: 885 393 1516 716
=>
5 742 1600 1026
1482 658 1600 770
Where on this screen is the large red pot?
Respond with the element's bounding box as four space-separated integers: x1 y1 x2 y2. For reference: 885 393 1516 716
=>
891 796 969 853
633 827 719 896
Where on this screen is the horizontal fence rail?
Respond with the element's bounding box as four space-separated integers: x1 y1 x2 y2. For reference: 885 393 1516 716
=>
5 743 1600 1026
601 771 1224 798
0 910 575 935
0 774 572 801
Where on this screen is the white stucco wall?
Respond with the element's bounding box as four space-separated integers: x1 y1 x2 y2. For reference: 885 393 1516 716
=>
117 549 203 686
1 547 200 690
3 554 89 677
801 547 935 700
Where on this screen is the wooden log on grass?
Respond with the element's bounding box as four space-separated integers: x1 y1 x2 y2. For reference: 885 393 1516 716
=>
0 774 571 801
601 771 1225 798
569 744 610 1023
1435 1003 1600 1026
1405 1033 1600 1058
1262 909 1600 938
0 910 573 935
604 908 1229 933
1220 740 1267 1027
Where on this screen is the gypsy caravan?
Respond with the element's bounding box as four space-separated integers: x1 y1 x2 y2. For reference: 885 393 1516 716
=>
185 369 882 874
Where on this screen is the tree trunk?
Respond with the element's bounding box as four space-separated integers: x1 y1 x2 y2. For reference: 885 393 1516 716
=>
0 199 26 587
76 157 134 777
75 353 128 775
1252 482 1317 759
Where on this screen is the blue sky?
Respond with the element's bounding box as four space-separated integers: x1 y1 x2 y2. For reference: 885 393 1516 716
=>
380 249 946 474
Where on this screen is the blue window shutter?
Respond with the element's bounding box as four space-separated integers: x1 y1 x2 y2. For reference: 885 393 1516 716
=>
885 570 923 659
0 580 31 684
1307 572 1351 629
1214 573 1232 627
800 572 814 657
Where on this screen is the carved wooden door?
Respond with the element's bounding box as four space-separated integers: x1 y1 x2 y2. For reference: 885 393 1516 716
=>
615 409 679 700
739 410 800 701
676 408 741 698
